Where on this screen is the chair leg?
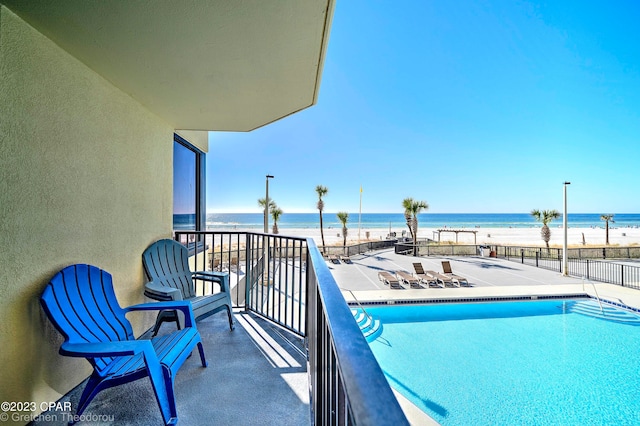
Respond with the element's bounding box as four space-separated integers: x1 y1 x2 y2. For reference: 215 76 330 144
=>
146 358 178 425
153 310 180 336
152 316 163 337
162 367 178 426
74 373 106 423
226 305 235 331
197 342 208 367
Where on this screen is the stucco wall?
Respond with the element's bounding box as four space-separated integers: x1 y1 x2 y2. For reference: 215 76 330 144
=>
0 6 175 417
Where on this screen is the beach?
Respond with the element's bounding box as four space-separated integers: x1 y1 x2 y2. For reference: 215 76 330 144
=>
274 225 640 248
201 213 640 248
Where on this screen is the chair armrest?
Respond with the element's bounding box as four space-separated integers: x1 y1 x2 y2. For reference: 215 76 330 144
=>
60 340 151 358
126 301 196 328
144 281 183 301
192 271 230 293
61 341 167 384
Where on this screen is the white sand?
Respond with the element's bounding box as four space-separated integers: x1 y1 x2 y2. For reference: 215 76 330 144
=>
274 225 640 248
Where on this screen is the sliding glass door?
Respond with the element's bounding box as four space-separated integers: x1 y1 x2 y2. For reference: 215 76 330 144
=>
173 134 205 231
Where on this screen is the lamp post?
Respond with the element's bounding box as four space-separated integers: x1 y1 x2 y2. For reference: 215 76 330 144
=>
264 175 274 233
563 181 571 276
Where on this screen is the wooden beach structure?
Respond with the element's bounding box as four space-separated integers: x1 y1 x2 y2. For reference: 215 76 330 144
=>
434 229 478 244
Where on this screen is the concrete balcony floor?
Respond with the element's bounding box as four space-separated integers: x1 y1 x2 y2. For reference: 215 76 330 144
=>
34 311 309 425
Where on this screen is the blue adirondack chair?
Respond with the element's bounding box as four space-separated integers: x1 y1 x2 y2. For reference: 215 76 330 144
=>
40 264 207 425
142 239 234 334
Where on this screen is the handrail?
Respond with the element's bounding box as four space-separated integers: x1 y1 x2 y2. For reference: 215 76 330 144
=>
306 239 409 425
342 288 372 322
582 276 604 314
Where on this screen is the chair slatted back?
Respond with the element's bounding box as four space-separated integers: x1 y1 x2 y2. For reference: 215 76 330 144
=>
40 264 134 373
413 262 426 275
142 239 195 299
442 261 453 274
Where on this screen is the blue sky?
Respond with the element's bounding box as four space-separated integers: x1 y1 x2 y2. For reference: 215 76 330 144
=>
206 0 640 214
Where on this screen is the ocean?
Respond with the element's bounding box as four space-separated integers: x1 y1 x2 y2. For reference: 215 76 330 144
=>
174 213 640 231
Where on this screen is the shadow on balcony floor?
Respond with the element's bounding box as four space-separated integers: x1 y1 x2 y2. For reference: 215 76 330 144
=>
34 311 309 425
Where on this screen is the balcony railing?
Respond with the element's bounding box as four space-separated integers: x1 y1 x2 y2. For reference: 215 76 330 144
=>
174 231 409 424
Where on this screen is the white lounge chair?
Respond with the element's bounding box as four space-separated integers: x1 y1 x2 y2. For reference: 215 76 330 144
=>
412 263 443 288
378 271 402 289
441 261 470 286
396 271 421 288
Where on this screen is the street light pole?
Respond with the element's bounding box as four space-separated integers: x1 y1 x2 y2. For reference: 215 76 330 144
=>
264 175 274 233
563 181 571 276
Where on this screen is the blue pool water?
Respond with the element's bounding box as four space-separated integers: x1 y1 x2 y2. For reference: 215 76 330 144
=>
366 300 640 425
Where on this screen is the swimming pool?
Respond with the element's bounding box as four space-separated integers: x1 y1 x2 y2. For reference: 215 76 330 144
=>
365 298 640 425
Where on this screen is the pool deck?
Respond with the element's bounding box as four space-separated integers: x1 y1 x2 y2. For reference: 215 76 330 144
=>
330 248 640 307
328 248 640 425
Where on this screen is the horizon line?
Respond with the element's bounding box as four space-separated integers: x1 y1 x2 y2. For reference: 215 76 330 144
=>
203 211 637 215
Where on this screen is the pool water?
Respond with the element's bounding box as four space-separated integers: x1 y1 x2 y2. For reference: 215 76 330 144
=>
367 299 640 425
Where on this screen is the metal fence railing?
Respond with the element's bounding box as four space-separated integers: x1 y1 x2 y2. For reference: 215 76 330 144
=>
319 238 399 257
175 231 308 335
498 246 563 272
495 246 638 285
245 233 308 334
567 246 640 259
395 242 482 257
495 245 640 261
174 231 408 424
566 259 640 289
391 243 640 261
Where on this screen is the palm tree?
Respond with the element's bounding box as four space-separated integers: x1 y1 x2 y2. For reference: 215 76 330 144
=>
402 198 415 241
257 197 276 231
315 185 328 252
402 198 429 254
600 214 615 245
271 206 283 234
530 209 560 249
336 211 349 248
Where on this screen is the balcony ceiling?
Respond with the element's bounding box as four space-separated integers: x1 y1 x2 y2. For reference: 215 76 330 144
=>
4 0 334 131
